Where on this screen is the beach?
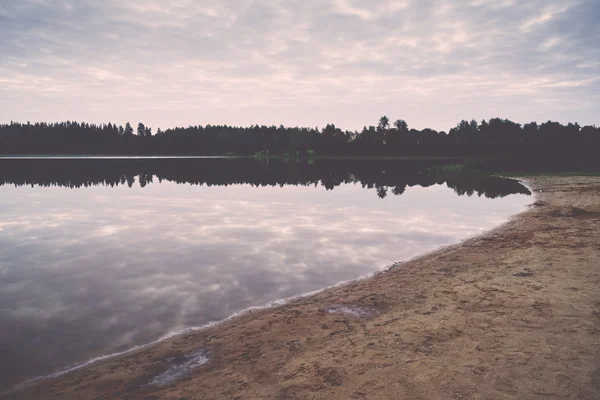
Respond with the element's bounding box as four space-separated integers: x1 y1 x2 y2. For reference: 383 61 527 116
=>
7 175 600 400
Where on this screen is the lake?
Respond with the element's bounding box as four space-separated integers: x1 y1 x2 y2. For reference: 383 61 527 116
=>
0 158 531 392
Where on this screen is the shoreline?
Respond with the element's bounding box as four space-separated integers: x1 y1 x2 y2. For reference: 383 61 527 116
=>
6 176 600 399
6 181 534 395
6 181 533 395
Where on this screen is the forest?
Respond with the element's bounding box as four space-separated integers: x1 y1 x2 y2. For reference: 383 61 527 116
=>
0 117 598 166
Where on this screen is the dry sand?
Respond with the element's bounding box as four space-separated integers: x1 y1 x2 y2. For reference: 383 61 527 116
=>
6 176 600 400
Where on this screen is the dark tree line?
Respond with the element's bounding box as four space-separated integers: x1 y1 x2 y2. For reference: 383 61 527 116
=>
0 158 530 199
0 117 598 164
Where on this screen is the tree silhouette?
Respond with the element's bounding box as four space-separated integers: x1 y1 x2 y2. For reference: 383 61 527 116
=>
378 116 390 131
124 123 134 136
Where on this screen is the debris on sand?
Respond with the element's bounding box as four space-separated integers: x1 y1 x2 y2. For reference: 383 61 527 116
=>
550 206 599 218
150 349 210 386
284 340 302 351
317 366 346 386
513 271 535 277
325 305 379 319
387 261 403 271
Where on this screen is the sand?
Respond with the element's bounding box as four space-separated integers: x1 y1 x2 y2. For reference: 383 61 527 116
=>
5 176 600 400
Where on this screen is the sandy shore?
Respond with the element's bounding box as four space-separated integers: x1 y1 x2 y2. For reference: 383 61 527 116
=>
6 176 600 400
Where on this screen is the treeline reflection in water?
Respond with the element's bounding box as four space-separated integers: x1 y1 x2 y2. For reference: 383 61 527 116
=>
0 158 531 198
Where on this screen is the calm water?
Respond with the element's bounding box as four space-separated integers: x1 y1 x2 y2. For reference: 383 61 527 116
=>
0 158 531 391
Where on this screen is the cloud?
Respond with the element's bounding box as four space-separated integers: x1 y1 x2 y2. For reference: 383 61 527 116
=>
521 3 575 32
0 0 598 130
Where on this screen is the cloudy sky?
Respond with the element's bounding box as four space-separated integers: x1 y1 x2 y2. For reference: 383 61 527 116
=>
0 0 598 131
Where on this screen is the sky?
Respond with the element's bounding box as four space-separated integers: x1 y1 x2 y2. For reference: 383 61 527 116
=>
0 0 598 132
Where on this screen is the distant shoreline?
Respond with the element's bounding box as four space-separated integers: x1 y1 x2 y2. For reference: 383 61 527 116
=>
0 155 465 160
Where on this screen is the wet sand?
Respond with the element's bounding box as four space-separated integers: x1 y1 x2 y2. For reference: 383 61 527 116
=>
6 176 600 400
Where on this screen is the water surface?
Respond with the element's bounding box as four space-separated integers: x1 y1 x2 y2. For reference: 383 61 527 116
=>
0 158 531 391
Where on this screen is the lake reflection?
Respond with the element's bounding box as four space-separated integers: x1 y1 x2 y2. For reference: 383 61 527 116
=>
0 159 531 391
